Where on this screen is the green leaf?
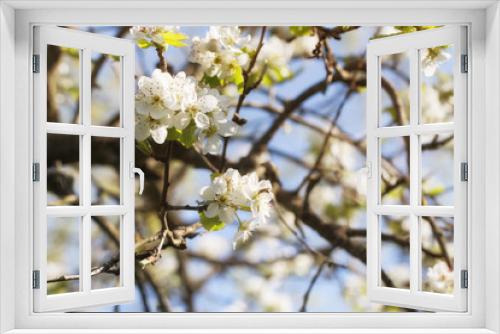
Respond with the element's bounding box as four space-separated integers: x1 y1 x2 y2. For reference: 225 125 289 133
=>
179 122 197 148
161 31 188 47
289 26 313 37
231 64 245 93
265 65 293 84
199 211 225 231
166 128 182 141
136 38 152 49
424 185 445 197
203 74 223 88
210 172 222 180
136 140 153 156
261 73 274 87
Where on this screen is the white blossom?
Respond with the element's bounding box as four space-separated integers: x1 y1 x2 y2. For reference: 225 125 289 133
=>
197 105 239 155
135 70 239 149
233 220 258 249
344 274 383 312
259 289 293 312
421 81 453 123
427 261 454 293
194 233 231 260
189 26 251 82
199 168 274 246
257 36 293 70
130 26 182 46
135 113 170 144
253 36 294 82
422 48 451 77
291 35 319 57
292 254 314 276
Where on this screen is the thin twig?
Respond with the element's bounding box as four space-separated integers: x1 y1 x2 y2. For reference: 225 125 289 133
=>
294 89 353 194
219 26 268 172
300 261 327 312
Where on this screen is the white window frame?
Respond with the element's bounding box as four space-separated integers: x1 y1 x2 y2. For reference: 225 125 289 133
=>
32 26 136 312
366 26 468 312
0 1 499 333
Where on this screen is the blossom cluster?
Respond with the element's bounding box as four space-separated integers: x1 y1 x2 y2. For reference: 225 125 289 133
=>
252 34 318 84
135 69 239 154
189 26 317 88
199 168 274 246
189 26 251 83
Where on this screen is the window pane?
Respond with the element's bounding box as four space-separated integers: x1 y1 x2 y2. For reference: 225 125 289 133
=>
421 134 454 206
47 45 80 124
421 216 454 294
47 216 80 295
91 216 121 289
379 52 410 127
47 133 80 206
91 52 121 127
420 45 454 124
379 215 410 289
380 136 410 205
91 136 121 205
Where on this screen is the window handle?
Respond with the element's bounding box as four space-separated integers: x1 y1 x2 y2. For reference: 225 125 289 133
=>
130 162 144 195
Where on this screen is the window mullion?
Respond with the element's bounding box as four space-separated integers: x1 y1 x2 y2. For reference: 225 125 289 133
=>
80 48 92 293
409 49 421 293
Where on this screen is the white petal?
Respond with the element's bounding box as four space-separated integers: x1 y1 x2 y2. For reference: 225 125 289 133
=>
423 63 437 77
200 186 216 201
138 75 163 97
150 126 168 144
173 112 191 130
212 177 228 195
205 135 223 155
258 180 272 191
151 33 164 45
198 95 219 112
194 112 211 129
163 94 178 110
237 53 249 67
135 116 151 142
205 203 220 218
149 105 167 120
219 206 236 225
218 121 239 137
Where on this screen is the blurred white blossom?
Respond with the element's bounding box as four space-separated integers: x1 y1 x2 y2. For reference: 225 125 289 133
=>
344 274 383 312
427 261 454 293
291 35 319 57
421 81 453 123
259 289 293 312
421 48 451 77
242 275 293 312
195 233 231 260
254 36 294 82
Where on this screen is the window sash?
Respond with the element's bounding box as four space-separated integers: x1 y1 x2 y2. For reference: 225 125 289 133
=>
32 26 136 312
366 26 468 312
